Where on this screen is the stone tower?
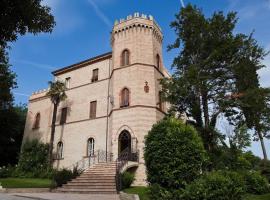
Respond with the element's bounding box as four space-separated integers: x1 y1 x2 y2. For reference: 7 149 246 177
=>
109 13 168 185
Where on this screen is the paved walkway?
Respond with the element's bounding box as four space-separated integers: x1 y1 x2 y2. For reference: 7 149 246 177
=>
0 193 120 200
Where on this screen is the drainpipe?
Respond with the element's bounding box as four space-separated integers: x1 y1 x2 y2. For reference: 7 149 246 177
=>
105 58 112 161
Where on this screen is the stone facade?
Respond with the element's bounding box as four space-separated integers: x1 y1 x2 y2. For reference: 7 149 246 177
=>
23 13 170 186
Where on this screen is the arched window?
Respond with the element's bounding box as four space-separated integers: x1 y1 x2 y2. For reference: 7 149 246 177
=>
156 54 160 69
57 142 63 159
121 50 130 66
120 88 130 107
33 113 40 129
87 138 95 157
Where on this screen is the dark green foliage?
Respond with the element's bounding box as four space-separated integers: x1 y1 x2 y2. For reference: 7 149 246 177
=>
161 3 269 159
144 118 207 189
0 0 55 167
180 171 246 200
52 167 82 187
241 171 270 195
260 160 270 183
0 166 15 178
53 169 73 187
121 171 135 189
0 105 27 166
16 139 52 178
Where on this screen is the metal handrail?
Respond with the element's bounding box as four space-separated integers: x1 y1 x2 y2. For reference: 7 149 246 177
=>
115 148 139 192
66 149 113 171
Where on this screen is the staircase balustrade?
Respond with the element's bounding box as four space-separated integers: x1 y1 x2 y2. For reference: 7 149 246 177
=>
115 148 139 192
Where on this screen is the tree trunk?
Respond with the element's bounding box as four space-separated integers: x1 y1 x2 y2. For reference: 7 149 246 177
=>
258 130 268 160
201 91 212 152
49 103 58 167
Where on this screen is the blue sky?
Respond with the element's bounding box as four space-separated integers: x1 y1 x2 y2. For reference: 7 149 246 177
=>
10 0 270 157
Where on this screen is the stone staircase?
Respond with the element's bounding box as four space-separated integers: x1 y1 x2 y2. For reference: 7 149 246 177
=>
56 162 117 194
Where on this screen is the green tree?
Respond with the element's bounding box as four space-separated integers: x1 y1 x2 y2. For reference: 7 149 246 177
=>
0 0 55 165
46 81 67 166
0 104 27 166
161 4 268 159
144 117 207 189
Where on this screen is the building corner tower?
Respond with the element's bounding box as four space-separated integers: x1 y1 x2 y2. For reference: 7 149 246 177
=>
109 13 169 185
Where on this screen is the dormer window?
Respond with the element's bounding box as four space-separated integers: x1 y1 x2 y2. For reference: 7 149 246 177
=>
121 50 130 66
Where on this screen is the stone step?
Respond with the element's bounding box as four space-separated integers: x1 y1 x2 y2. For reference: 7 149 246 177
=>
56 188 117 194
70 179 115 183
63 185 116 189
66 182 115 186
77 175 115 178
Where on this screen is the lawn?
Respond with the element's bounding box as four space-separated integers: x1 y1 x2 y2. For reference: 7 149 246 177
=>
244 193 270 200
123 187 150 200
0 178 52 188
124 187 270 200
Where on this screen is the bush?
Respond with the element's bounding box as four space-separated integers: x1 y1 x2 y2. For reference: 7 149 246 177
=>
53 169 73 187
259 160 270 183
180 171 246 200
144 117 207 189
0 166 14 178
16 139 51 178
53 166 82 187
121 171 135 189
241 171 270 194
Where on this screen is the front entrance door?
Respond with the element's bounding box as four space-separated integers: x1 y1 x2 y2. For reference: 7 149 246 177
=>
118 130 131 156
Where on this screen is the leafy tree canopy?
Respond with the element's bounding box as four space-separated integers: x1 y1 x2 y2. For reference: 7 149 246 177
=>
161 4 269 157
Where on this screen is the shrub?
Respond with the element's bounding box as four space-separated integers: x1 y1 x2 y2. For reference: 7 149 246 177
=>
53 168 73 187
17 139 51 178
259 159 270 183
53 166 82 187
180 171 246 200
121 171 135 189
144 117 207 189
241 171 270 194
0 166 14 178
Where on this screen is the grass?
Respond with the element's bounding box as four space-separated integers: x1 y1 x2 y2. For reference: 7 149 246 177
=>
123 186 150 200
244 193 270 200
0 178 52 188
123 187 270 200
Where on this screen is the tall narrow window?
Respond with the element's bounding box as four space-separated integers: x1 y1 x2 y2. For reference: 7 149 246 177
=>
120 88 130 107
57 142 63 159
33 113 41 129
121 50 130 66
156 54 160 69
90 101 97 119
87 138 95 157
92 69 99 82
60 107 68 125
65 77 71 89
158 91 164 111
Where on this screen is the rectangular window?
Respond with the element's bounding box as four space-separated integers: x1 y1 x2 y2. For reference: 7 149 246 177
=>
65 77 71 89
90 101 97 119
60 107 68 125
158 91 164 111
92 69 99 82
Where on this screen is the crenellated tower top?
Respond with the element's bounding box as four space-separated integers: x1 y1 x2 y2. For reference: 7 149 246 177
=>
112 13 163 44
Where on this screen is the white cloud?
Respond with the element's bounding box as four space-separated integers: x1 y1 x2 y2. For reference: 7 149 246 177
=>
13 92 30 97
13 59 56 70
87 0 112 28
180 0 185 8
259 44 270 87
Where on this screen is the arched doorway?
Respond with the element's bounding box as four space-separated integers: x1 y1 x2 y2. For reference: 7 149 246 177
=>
118 130 131 156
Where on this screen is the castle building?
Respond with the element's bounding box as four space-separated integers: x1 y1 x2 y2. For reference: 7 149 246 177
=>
23 13 170 186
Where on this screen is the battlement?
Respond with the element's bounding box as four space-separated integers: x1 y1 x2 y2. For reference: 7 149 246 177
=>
30 88 49 101
112 13 163 43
